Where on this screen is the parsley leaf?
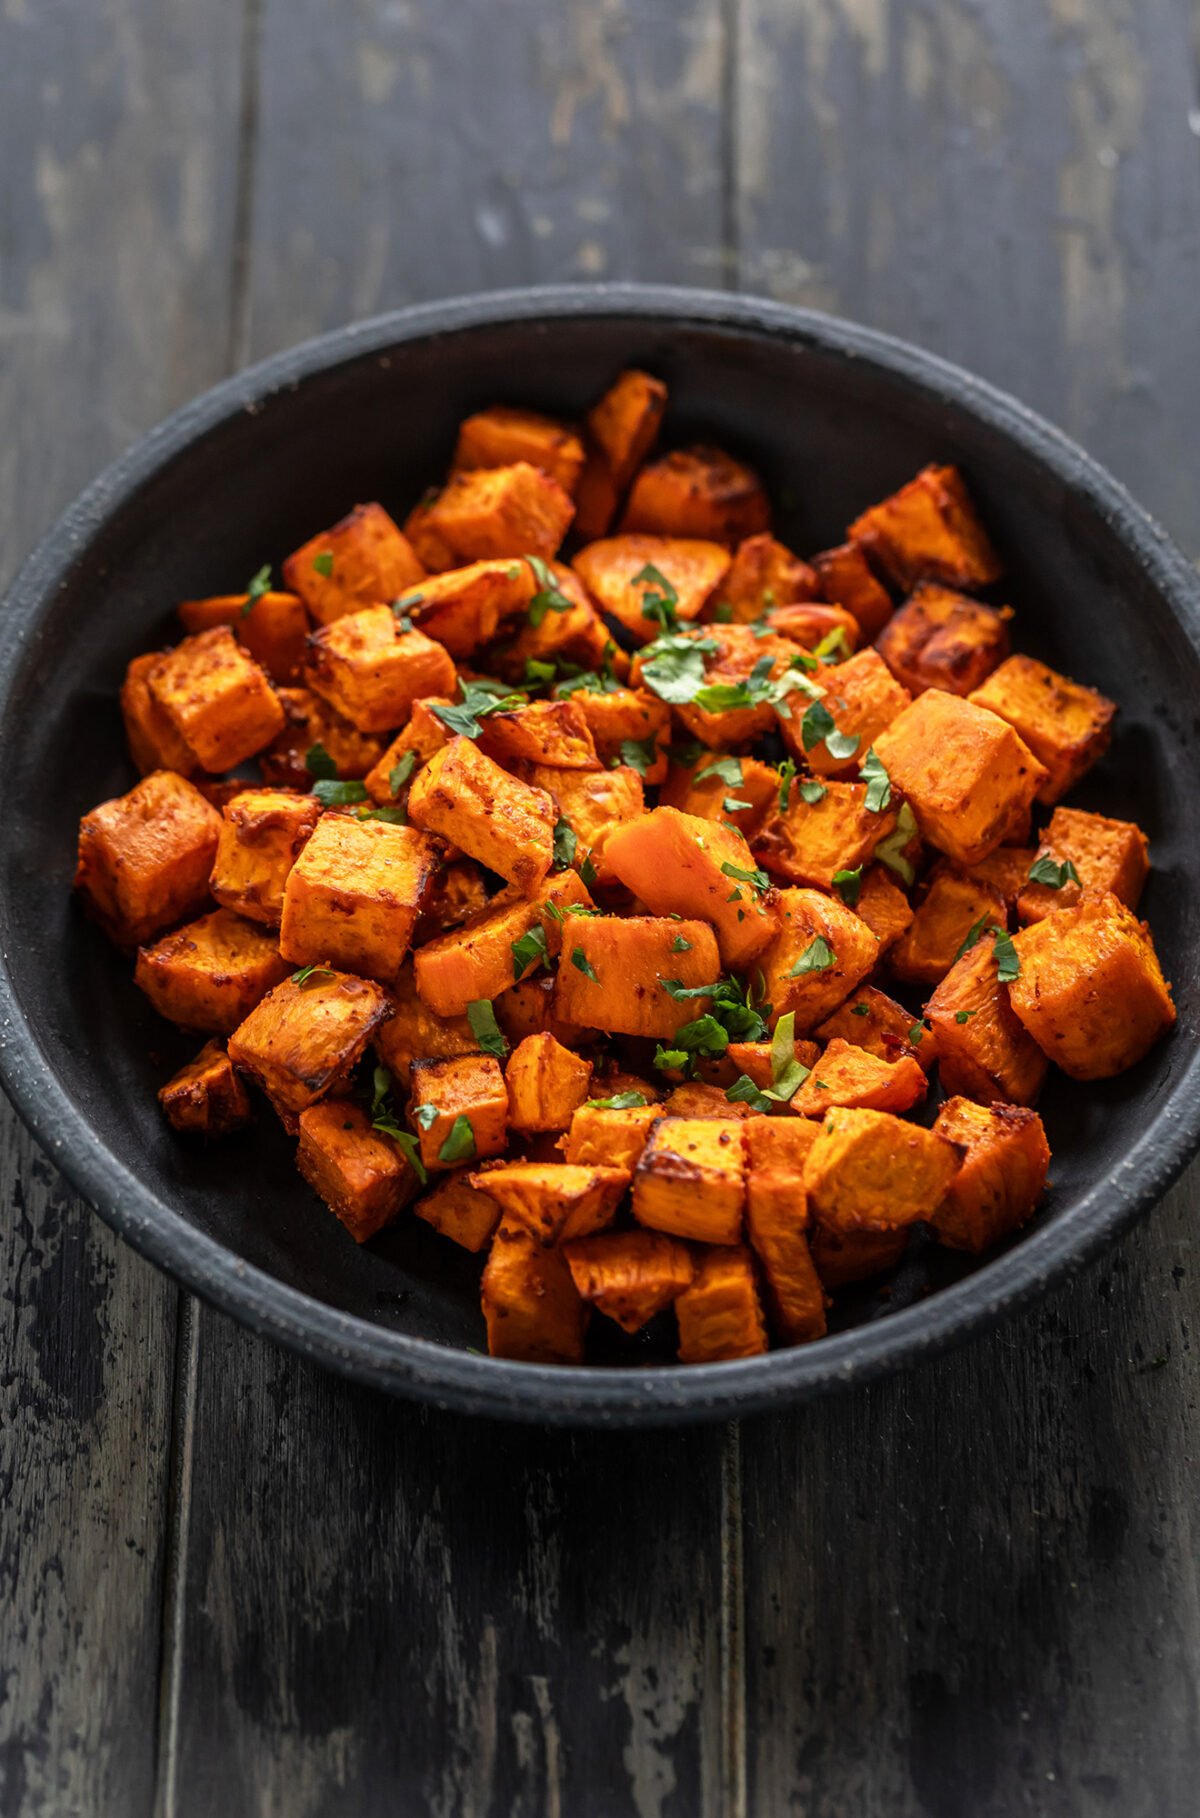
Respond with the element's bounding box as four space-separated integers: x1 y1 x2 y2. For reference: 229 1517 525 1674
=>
726 1074 775 1112
639 631 719 706
241 563 272 618
312 778 369 806
787 935 836 977
800 700 836 752
668 736 705 767
432 679 526 740
631 562 680 632
672 934 692 952
799 778 828 805
290 964 335 987
353 804 407 824
953 916 991 964
670 1014 730 1057
369 1065 428 1183
579 851 599 888
955 1009 976 1024
524 657 557 686
850 1001 871 1016
467 999 508 1059
571 947 599 981
552 817 577 869
874 800 918 885
859 747 892 813
413 1103 439 1131
511 923 550 980
388 750 418 796
438 1114 477 1165
619 731 662 777
312 551 334 577
777 758 797 811
305 741 339 781
813 625 853 664
653 1045 690 1071
698 755 744 787
1027 854 1082 889
992 926 1021 983
832 865 863 907
720 859 770 895
587 1090 648 1109
770 1010 810 1101
526 555 573 628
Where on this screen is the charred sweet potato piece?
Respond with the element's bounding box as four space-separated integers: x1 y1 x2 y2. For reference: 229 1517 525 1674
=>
812 541 894 640
178 589 309 683
876 583 1011 697
1017 807 1149 923
121 653 201 776
413 859 491 944
363 702 453 803
374 963 478 1089
209 788 321 926
495 973 591 1050
420 462 574 563
280 815 437 983
603 807 779 971
452 406 586 495
408 736 556 890
759 887 880 1035
518 762 644 883
622 445 771 545
412 1170 501 1253
75 770 221 948
848 464 1002 591
479 698 599 770
675 1247 768 1362
743 1119 828 1345
872 689 1046 866
931 1097 1050 1254
563 1230 695 1333
660 753 778 839
573 535 732 646
228 969 389 1124
147 627 285 773
482 1219 589 1363
574 369 668 539
791 1039 927 1119
780 649 911 780
283 502 425 626
553 915 720 1041
304 607 457 733
413 868 594 1017
297 1099 420 1243
808 1223 908 1289
471 1161 629 1244
567 687 669 783
851 865 914 955
754 780 897 892
714 534 819 623
890 866 1008 987
969 655 1116 804
398 557 535 657
490 563 621 682
632 1117 746 1244
562 1102 662 1170
259 686 385 788
804 1106 962 1234
505 1033 593 1132
158 1039 252 1138
815 985 932 1072
410 1054 509 1170
924 932 1048 1105
765 603 860 658
1008 892 1175 1080
135 907 290 1033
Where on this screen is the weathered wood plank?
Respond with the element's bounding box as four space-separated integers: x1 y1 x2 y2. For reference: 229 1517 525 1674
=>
0 1 249 1811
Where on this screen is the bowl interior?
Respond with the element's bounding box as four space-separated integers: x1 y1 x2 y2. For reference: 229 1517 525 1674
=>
3 300 1199 1393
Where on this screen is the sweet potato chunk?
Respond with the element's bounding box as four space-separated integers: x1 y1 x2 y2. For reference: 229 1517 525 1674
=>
411 1054 509 1170
890 866 1008 987
519 762 645 883
675 1248 768 1362
572 535 731 645
259 686 385 788
304 607 457 733
363 703 452 803
482 1220 588 1363
1017 807 1149 923
567 687 669 783
851 865 914 955
791 1039 927 1119
723 1038 820 1091
924 932 1048 1106
121 652 200 775
662 1082 754 1120
471 1162 629 1244
758 887 880 1035
564 1231 696 1333
604 805 779 970
872 689 1046 866
494 973 591 1050
280 815 438 983
657 625 800 748
297 1099 419 1243
490 565 620 682
374 963 477 1089
562 1102 662 1171
552 915 720 1040
147 627 285 772
808 1223 908 1289
931 1097 1050 1254
969 655 1116 804
804 1107 962 1234
421 462 574 563
574 368 668 539
283 502 425 625
848 463 1002 591
876 583 1011 697
716 534 819 623
479 698 599 771
1008 893 1175 1080
413 858 491 943
452 406 586 495
812 541 894 641
178 589 309 683
135 907 290 1032
967 845 1039 912
765 602 860 658
660 753 778 839
815 985 932 1072
399 557 535 657
632 1117 746 1244
228 969 389 1124
621 445 771 544
413 868 594 1017
781 648 911 780
158 1039 252 1138
408 736 556 890
75 770 221 948
209 788 321 926
505 1033 593 1132
754 780 897 892
413 1170 501 1253
744 1119 828 1345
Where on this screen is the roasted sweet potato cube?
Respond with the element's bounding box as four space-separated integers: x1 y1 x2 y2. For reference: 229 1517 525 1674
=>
572 535 731 645
603 806 779 971
518 762 645 883
804 1107 962 1234
472 1162 629 1244
282 502 425 626
259 686 385 788
408 736 556 890
490 565 621 682
780 649 911 780
363 703 452 803
931 1097 1051 1254
402 493 458 574
574 368 668 539
675 1247 768 1362
1008 892 1175 1080
562 1103 662 1171
744 1126 828 1345
413 1169 501 1253
413 858 491 944
812 541 894 641
452 406 586 495
759 887 880 1035
969 655 1117 804
754 780 897 892
400 557 535 657
158 1039 252 1138
765 602 860 658
505 1033 593 1132
848 463 1002 591
135 907 290 1032
75 770 221 948
279 815 437 983
297 1099 419 1242
851 865 914 956
494 973 591 1049
924 932 1049 1105
553 915 721 1040
228 969 389 1123
660 753 778 840
872 689 1047 866
890 866 1008 987
482 1220 589 1363
413 868 594 1017
209 788 321 926
742 1117 821 1174
178 589 309 683
567 686 669 782
790 1038 927 1119
147 627 285 772
816 985 932 1071
421 462 574 563
480 698 599 770
659 625 801 748
374 963 477 1089
662 1082 755 1120
121 652 200 775
809 1223 908 1289
632 1117 746 1244
1017 807 1149 923
563 1231 695 1333
303 607 457 733
724 1037 820 1092
876 583 1011 697
967 844 1039 912
411 1053 509 1171
715 534 819 623
621 445 771 545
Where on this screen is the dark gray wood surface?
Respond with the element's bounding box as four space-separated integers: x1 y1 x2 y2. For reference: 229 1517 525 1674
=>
2 3 1198 1813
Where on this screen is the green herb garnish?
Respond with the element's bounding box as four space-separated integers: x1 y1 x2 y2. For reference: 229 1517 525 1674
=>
510 923 550 980
438 1114 477 1165
240 564 272 618
467 999 508 1059
859 747 892 813
787 935 835 977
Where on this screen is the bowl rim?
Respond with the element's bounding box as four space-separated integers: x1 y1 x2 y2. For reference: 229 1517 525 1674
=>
3 280 1199 1426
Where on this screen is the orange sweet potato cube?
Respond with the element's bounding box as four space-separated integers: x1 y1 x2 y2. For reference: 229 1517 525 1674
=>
780 648 911 780
574 368 668 539
851 865 914 956
931 1097 1051 1254
659 753 778 840
421 461 574 563
876 582 1011 697
662 1082 754 1120
402 493 458 574
482 1220 589 1362
1017 807 1149 923
282 501 425 626
572 535 731 645
604 805 779 970
121 652 200 775
621 445 771 544
675 1247 768 1362
452 406 586 495
765 602 860 657
754 780 897 892
228 969 389 1123
809 1223 908 1289
969 655 1117 804
303 607 457 733
75 770 221 948
413 858 491 943
374 963 477 1089
790 1039 927 1119
279 815 437 983
563 1230 695 1333
872 689 1047 866
494 972 592 1050
924 932 1049 1105
658 625 801 748
967 844 1040 912
561 1102 662 1171
297 1099 420 1242
135 907 290 1032
848 463 1002 591
812 541 894 641
407 735 556 890
363 703 452 804
803 1106 962 1234
157 1038 252 1138
1009 892 1175 1080
479 698 599 771
410 1054 509 1170
552 915 721 1041
815 985 932 1071
568 686 669 783
519 762 645 883
759 887 880 1035
890 866 1008 987
258 686 384 788
505 1033 593 1132
490 564 622 682
178 589 309 683
716 534 819 623
209 787 321 926
147 627 285 772
724 1037 820 1091
472 1161 629 1244
743 1119 827 1345
400 557 535 657
413 868 594 1017
412 1169 501 1253
632 1117 746 1244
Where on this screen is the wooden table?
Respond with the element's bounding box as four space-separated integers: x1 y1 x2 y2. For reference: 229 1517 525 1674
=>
3 4 1198 1812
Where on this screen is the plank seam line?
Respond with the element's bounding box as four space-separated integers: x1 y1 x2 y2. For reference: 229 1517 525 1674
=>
719 1418 748 1818
226 0 265 372
152 1294 201 1818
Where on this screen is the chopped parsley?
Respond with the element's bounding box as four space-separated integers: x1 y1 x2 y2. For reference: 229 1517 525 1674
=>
787 935 835 977
312 551 334 577
290 963 335 987
353 804 407 824
777 758 797 811
726 1074 775 1112
241 563 272 617
526 554 574 627
587 1090 648 1110
639 631 719 706
552 817 578 869
770 1010 810 1101
874 801 918 885
467 999 508 1059
510 923 550 980
388 751 418 796
1027 854 1081 889
953 916 991 964
992 927 1021 983
619 730 663 777
369 1067 428 1183
438 1114 477 1165
799 778 828 806
579 851 599 888
697 755 744 787
955 1010 976 1024
631 562 680 633
672 934 692 952
312 778 369 806
305 741 339 781
720 859 770 895
850 1001 871 1017
570 947 599 981
832 866 863 907
859 747 892 813
432 679 526 740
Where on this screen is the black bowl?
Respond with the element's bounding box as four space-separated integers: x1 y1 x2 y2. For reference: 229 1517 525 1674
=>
2 285 1199 1426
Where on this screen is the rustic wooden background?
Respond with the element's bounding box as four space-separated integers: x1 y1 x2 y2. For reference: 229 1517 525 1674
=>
3 3 1200 1813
